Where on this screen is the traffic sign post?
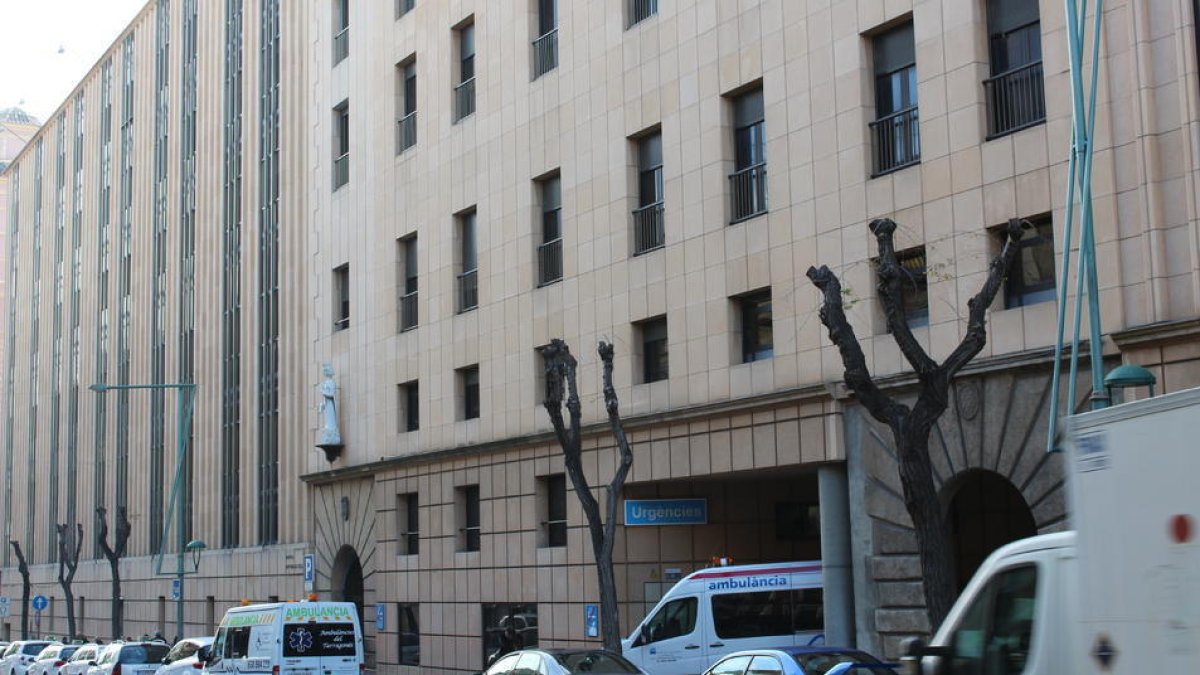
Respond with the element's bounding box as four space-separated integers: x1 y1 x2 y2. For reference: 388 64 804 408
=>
0 596 10 619
32 595 47 637
303 554 315 593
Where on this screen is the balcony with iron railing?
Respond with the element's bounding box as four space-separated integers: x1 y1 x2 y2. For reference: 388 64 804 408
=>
537 237 563 286
333 152 349 190
628 0 658 27
332 27 349 65
983 60 1045 139
399 290 418 331
458 268 478 312
728 163 767 223
869 106 920 177
454 78 476 123
632 202 664 254
532 28 558 79
397 112 417 153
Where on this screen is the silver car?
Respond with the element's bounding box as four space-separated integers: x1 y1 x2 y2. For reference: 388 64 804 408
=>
26 645 79 675
85 643 170 675
155 638 212 675
58 645 99 675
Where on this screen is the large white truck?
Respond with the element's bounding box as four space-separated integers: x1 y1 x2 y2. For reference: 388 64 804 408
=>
903 386 1200 674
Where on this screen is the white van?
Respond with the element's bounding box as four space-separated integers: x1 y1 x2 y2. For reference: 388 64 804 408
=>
622 562 825 675
204 602 363 675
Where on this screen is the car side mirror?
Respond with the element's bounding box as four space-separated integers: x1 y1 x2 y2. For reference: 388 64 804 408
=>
87 662 96 667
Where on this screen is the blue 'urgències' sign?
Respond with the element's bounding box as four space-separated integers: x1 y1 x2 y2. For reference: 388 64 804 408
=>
624 498 708 526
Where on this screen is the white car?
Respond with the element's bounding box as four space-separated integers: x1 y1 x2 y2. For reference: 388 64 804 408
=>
1 643 56 675
58 645 99 675
86 643 170 675
26 645 79 675
155 638 212 675
484 649 647 675
700 648 895 675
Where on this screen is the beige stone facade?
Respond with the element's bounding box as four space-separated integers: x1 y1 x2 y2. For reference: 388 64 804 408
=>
2 0 1200 671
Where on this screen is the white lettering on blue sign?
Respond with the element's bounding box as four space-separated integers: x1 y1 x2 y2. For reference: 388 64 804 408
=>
624 499 708 526
706 575 790 591
303 554 315 583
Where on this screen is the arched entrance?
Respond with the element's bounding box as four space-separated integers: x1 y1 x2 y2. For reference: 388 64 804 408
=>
944 470 1037 589
331 545 364 629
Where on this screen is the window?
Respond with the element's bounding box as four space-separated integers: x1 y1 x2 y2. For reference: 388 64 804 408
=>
458 210 478 311
635 597 697 645
627 0 657 28
333 0 349 64
710 657 753 675
482 604 538 666
729 88 767 222
396 492 418 555
737 290 773 363
633 131 664 254
891 247 928 328
397 603 419 666
1003 216 1055 308
398 235 418 330
457 484 481 551
537 174 562 286
459 365 480 420
397 58 417 152
870 22 920 175
538 474 567 548
399 380 419 432
984 0 1044 138
637 316 668 383
454 21 476 122
532 0 558 79
333 101 349 189
333 264 350 331
711 589 825 639
949 565 1038 675
396 0 415 19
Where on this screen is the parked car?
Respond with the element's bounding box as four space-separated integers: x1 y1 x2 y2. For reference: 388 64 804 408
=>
26 645 79 675
702 647 896 675
156 638 212 675
1 642 56 675
484 648 647 675
58 645 100 675
86 642 170 675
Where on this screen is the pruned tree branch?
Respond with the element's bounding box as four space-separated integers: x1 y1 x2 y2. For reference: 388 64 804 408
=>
598 341 634 549
870 218 938 377
10 540 30 639
57 523 83 640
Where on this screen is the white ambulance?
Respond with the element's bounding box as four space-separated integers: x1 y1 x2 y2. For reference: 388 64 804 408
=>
204 602 363 675
622 561 825 675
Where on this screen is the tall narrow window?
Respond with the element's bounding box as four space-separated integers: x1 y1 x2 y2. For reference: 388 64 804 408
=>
737 290 773 363
729 88 767 223
627 0 657 27
984 0 1044 137
885 247 929 328
637 316 669 383
399 380 419 432
532 0 558 79
870 23 920 175
397 59 417 152
333 102 349 189
333 0 349 64
220 0 244 549
398 235 418 330
454 21 476 122
459 365 480 420
537 174 562 286
179 0 199 542
397 604 420 666
1003 216 1056 308
538 474 567 548
397 0 415 19
457 484 481 551
333 264 350 331
396 492 419 555
457 210 478 311
633 131 664 254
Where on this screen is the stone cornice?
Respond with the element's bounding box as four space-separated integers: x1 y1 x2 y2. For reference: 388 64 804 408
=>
1110 318 1200 347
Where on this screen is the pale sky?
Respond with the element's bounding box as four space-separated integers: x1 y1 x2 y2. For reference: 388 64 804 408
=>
0 0 148 122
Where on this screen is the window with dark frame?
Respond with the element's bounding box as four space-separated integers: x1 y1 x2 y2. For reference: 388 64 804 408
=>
738 290 773 363
396 492 419 555
870 22 920 175
537 174 562 285
399 380 419 432
458 484 481 552
633 131 664 254
333 264 350 331
729 88 767 222
460 365 480 420
627 0 657 28
396 0 415 19
454 21 476 122
333 102 349 189
397 603 419 666
1003 216 1056 308
333 0 349 64
638 316 669 383
399 235 418 330
458 210 478 311
540 474 567 548
482 604 538 666
397 59 417 152
532 0 558 79
984 0 1045 138
895 247 929 328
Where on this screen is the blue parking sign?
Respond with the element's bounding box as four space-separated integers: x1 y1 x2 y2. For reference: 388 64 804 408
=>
375 603 386 630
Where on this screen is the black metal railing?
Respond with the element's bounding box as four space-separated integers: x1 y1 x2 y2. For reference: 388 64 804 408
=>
333 152 349 190
454 77 476 122
870 106 920 176
728 163 767 223
399 290 418 331
333 27 349 64
983 60 1045 139
538 237 563 286
397 112 417 153
532 28 558 79
632 202 664 254
458 268 478 311
628 0 658 27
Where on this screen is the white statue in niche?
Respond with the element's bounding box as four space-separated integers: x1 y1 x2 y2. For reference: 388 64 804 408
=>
317 363 344 461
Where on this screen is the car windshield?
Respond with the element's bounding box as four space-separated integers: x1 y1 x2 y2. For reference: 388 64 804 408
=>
23 645 48 655
35 647 58 660
59 647 78 660
553 651 642 673
792 651 879 675
119 645 170 664
1 645 17 658
69 648 94 662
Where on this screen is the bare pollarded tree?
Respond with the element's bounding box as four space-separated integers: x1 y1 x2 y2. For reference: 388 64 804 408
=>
806 217 1025 627
542 339 635 651
96 505 131 638
56 523 84 640
9 540 30 639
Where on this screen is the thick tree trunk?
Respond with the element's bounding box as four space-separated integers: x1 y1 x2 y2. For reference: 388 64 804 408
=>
57 523 83 640
9 541 30 639
894 428 956 627
97 506 130 639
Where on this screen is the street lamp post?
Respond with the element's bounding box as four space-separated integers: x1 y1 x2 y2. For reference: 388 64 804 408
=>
88 382 206 639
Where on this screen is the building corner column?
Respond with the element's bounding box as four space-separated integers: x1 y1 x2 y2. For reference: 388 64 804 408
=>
818 462 855 647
